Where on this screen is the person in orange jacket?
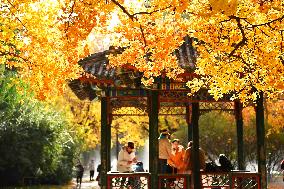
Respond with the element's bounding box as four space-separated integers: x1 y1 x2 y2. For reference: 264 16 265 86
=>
167 139 185 174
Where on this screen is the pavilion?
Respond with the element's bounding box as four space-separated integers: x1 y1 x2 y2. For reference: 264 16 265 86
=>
69 37 266 189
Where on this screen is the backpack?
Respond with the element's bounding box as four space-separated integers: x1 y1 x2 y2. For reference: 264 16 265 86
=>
219 154 233 171
281 160 284 170
134 161 145 172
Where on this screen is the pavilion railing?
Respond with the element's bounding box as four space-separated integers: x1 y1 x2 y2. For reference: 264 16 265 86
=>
231 172 261 189
107 172 150 189
158 174 191 189
107 171 260 189
201 171 261 189
201 172 231 188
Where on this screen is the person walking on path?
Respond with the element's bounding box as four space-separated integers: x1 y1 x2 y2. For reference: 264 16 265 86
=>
168 139 185 174
158 129 172 174
75 160 84 186
89 159 95 181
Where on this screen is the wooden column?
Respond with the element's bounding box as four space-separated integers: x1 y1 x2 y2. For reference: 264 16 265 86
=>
107 116 112 172
191 102 201 189
100 89 111 189
186 105 193 142
234 101 245 170
255 92 267 188
149 90 159 188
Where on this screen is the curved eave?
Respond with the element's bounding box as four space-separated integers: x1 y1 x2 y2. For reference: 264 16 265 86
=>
78 37 197 84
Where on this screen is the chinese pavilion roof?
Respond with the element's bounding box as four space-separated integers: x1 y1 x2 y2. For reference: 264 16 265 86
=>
68 37 235 112
69 36 198 100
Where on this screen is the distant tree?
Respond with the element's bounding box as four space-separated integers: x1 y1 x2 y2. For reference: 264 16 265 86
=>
199 111 237 164
54 87 101 151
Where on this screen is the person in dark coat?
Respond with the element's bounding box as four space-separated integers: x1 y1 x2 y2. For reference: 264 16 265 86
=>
89 160 95 181
75 160 84 186
96 164 101 186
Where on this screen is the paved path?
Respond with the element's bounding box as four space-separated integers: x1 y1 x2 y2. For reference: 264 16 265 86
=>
71 180 100 189
71 171 100 189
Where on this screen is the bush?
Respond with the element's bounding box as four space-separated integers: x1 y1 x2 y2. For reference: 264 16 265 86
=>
0 69 79 185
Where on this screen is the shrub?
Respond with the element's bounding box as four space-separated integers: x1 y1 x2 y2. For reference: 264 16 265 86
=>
0 69 79 185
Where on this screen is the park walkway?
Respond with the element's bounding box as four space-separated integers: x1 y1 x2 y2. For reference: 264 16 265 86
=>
71 180 99 189
71 169 100 189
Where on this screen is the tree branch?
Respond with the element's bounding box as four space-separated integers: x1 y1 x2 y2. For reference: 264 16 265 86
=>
64 0 76 34
132 5 172 17
139 25 147 47
250 15 284 28
228 16 247 57
243 19 270 37
111 0 172 20
110 0 134 20
6 0 28 31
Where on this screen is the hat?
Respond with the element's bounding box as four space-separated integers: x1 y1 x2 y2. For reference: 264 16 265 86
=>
171 139 180 143
127 141 135 149
160 129 169 135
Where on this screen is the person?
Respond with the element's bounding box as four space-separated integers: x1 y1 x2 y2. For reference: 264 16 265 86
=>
117 141 137 187
168 139 185 174
218 154 233 171
96 164 101 186
183 141 206 174
75 160 84 186
159 129 172 174
89 159 95 181
117 141 137 172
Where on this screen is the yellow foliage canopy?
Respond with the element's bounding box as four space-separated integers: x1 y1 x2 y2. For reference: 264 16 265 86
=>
1 0 283 103
53 87 101 150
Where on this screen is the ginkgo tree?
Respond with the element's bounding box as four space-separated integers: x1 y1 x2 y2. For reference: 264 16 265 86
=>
1 0 283 103
0 0 95 99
